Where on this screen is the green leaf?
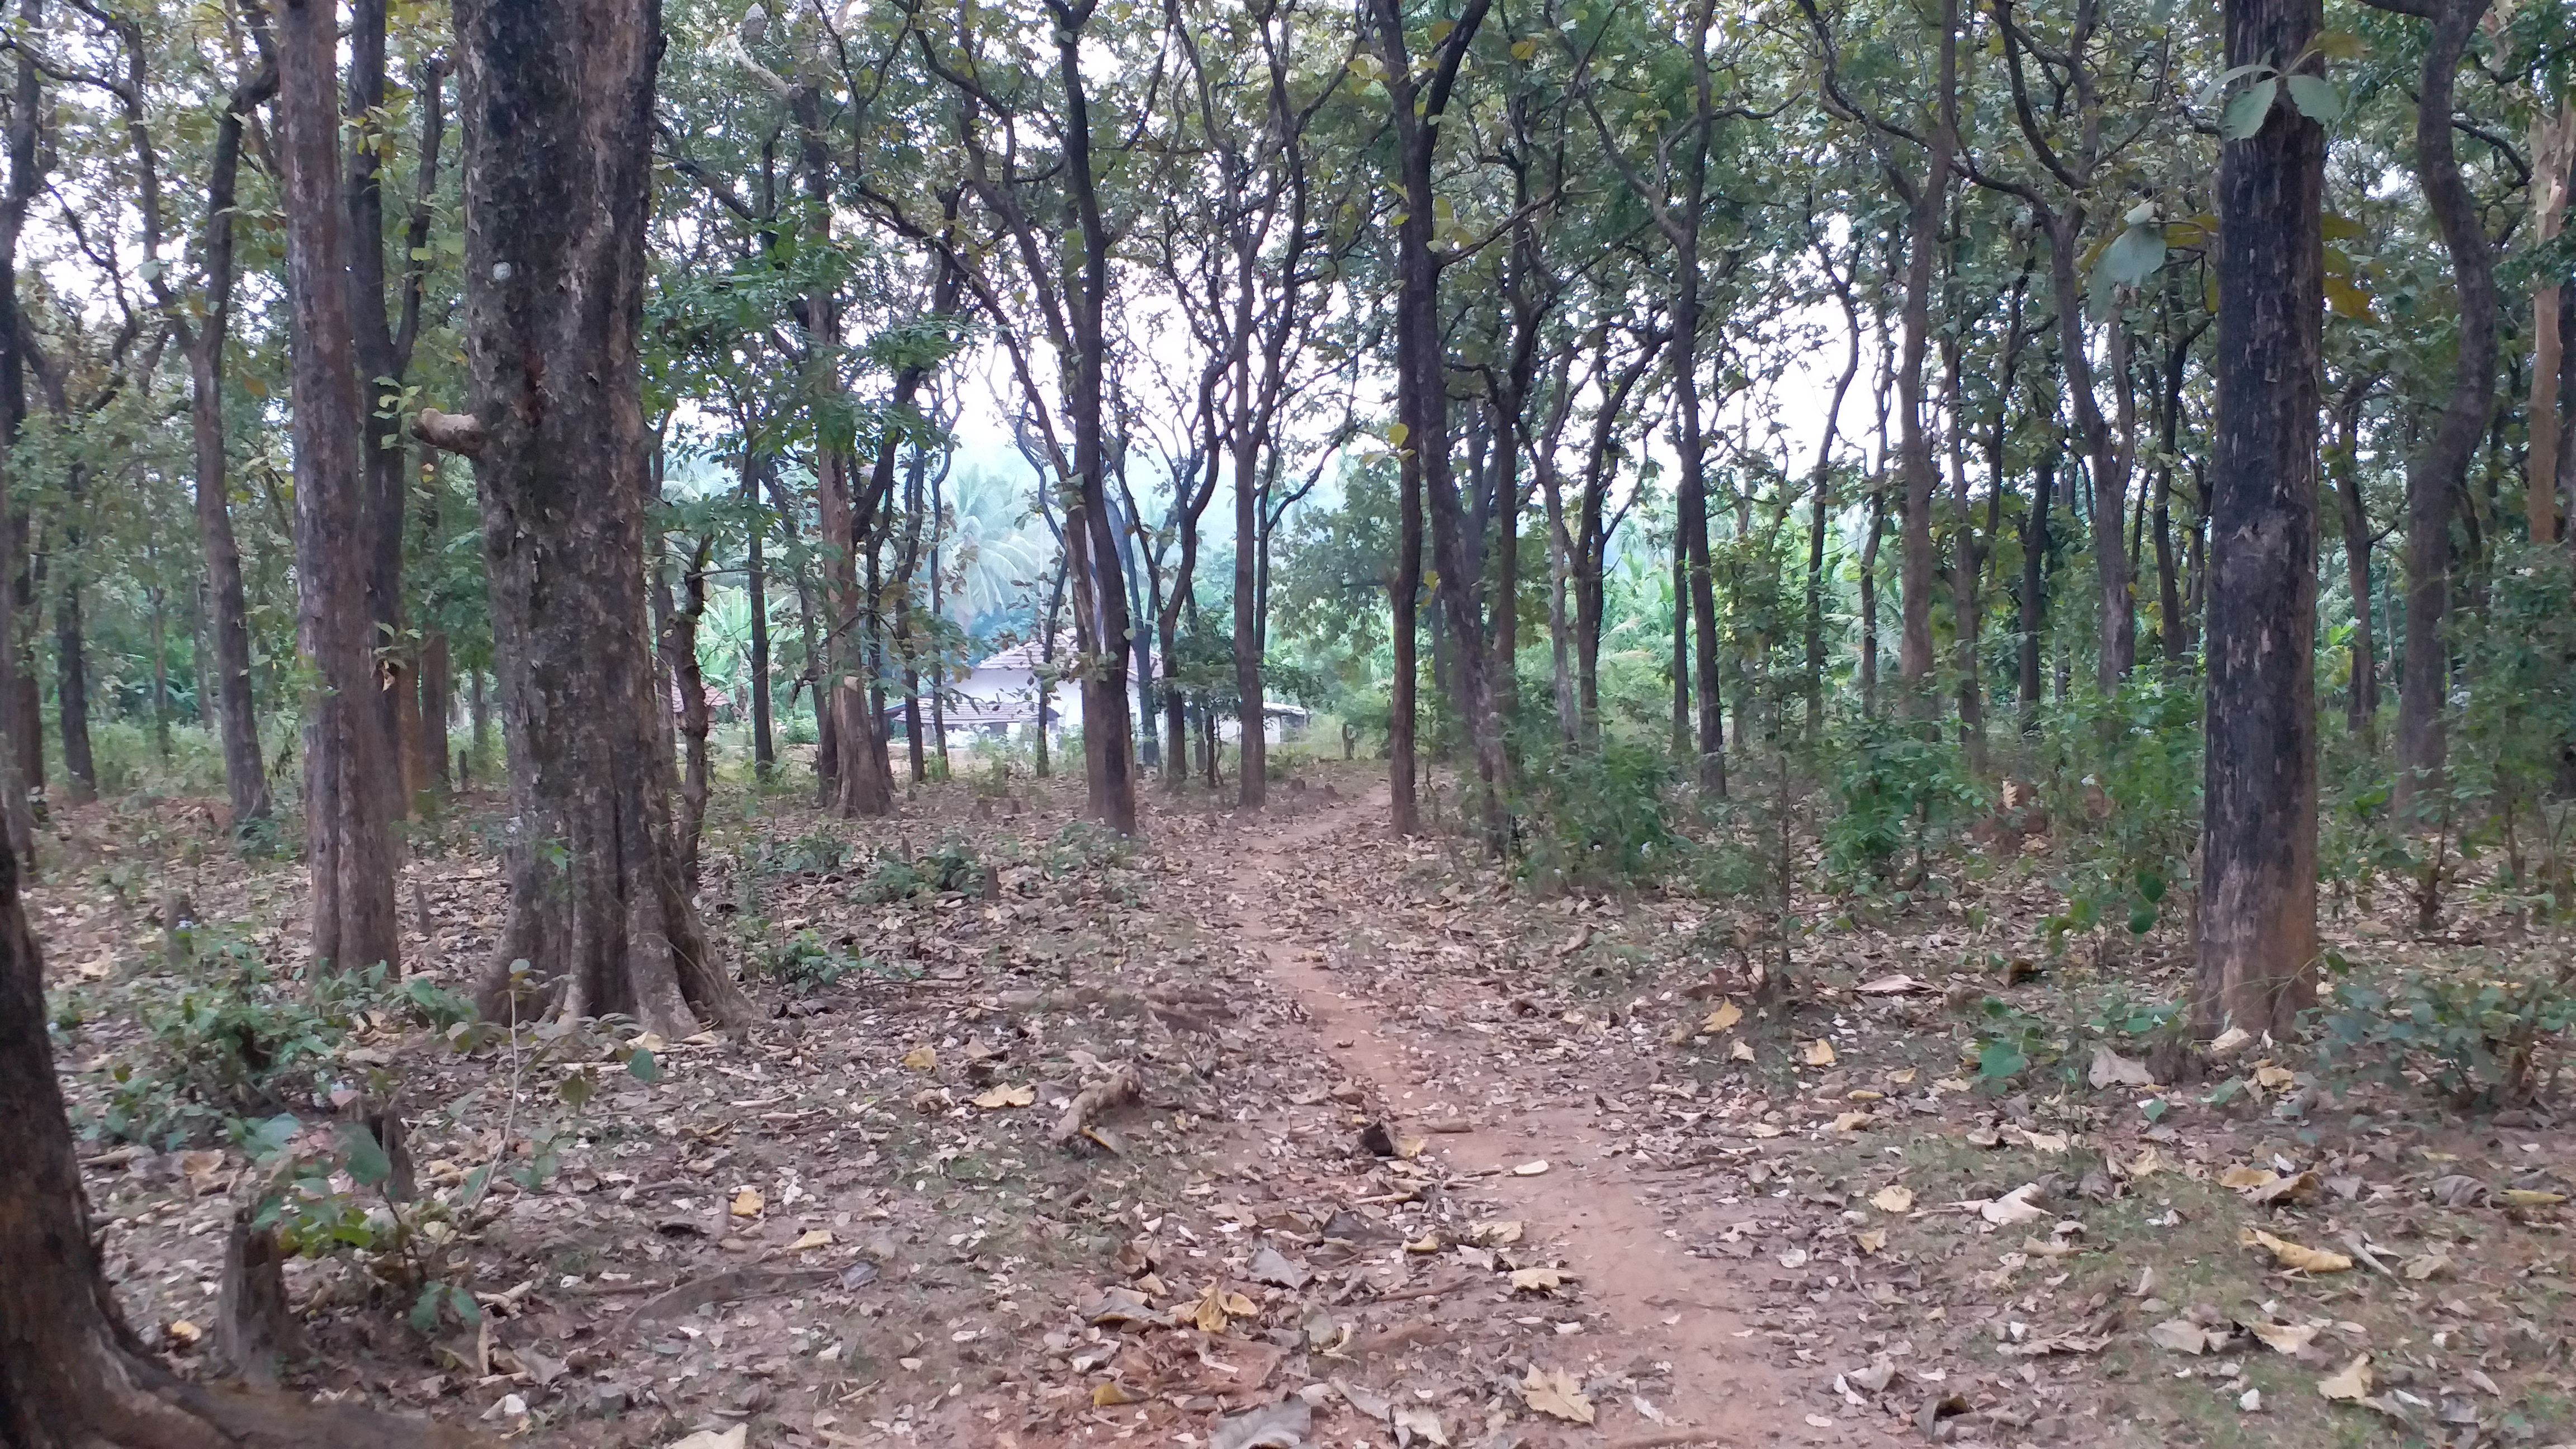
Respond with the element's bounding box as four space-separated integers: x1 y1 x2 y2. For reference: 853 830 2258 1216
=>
1385 422 1410 448
2097 222 2167 288
626 1048 661 1083
2221 77 2277 141
2313 29 2367 60
2284 74 2342 125
409 1284 447 1333
1978 1038 2028 1082
336 1122 394 1187
2127 902 2158 935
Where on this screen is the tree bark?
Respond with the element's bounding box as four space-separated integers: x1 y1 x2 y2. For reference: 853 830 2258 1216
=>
2532 103 2576 546
0 0 43 861
2386 0 2499 820
281 0 400 976
2196 0 2324 1041
1894 0 1956 707
2018 416 2057 731
54 556 94 803
2328 377 2379 745
450 0 749 1036
742 454 775 776
186 50 273 830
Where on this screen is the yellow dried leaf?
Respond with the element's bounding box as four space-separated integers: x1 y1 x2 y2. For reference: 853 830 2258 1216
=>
970 1083 1036 1109
730 1188 764 1218
166 1319 202 1346
1511 1159 1550 1176
2219 1166 2276 1190
1730 1040 1756 1063
1748 1123 1784 1138
2500 1189 2568 1209
1803 1039 1837 1066
787 1228 834 1252
1395 1135 1429 1159
1889 1067 1917 1085
1221 1290 1257 1317
1855 1228 1887 1254
1871 1185 1914 1213
2241 1228 2351 1273
1701 1000 1743 1033
2316 1355 2372 1401
1404 1234 1441 1253
1518 1366 1594 1424
1832 1111 1876 1133
902 1046 937 1072
1092 1380 1143 1407
2243 1319 2318 1355
1509 1267 1565 1291
1472 1219 1524 1244
2253 1063 2295 1090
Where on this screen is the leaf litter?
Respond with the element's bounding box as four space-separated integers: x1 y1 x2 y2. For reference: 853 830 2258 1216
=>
34 763 2576 1447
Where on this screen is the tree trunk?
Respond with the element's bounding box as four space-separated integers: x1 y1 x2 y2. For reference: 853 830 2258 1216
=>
281 0 399 976
659 535 713 892
2389 0 2499 820
0 0 41 861
1895 1 1957 705
1391 430 1422 834
742 456 774 777
419 627 451 792
1945 345 1983 771
2329 380 2379 745
54 567 94 803
2534 103 2575 546
449 0 749 1037
2196 3 2324 1041
2019 429 2057 731
187 53 277 832
1233 408 1267 807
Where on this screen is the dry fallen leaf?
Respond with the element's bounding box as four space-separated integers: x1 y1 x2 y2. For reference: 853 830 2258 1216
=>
1390 1404 1449 1446
901 1046 937 1072
1092 1381 1144 1407
665 1428 747 1449
1729 1040 1756 1063
2241 1319 2320 1355
970 1083 1036 1109
2317 1355 2373 1401
1854 973 1926 995
1870 1185 1915 1214
2219 1166 2276 1190
1471 1219 1525 1245
1855 1228 1887 1254
2242 1228 2351 1273
2087 1044 2158 1088
1980 1183 2048 1227
730 1188 764 1218
2500 1188 2568 1209
1518 1366 1594 1424
1511 1159 1550 1177
1508 1267 1566 1292
2148 1319 2223 1355
2400 1249 2449 1281
2253 1063 2296 1091
787 1228 833 1252
1831 1111 1876 1133
1803 1039 1838 1067
1701 999 1744 1033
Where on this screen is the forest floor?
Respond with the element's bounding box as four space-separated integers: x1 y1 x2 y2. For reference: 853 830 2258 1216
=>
34 755 2576 1449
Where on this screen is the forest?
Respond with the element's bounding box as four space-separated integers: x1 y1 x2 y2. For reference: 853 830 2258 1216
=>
0 0 2570 1444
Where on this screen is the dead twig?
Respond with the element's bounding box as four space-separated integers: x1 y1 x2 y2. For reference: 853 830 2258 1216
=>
1053 1064 1142 1145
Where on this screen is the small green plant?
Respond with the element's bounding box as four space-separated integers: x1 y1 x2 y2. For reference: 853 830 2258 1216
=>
2314 954 2574 1107
756 930 889 993
855 838 986 902
752 828 850 876
1973 997 2062 1087
1044 821 1129 876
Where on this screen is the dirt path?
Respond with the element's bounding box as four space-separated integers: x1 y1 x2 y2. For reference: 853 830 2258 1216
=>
1220 785 1899 1447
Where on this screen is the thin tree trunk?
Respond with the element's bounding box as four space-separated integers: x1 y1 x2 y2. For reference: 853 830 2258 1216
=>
1945 345 1983 770
2019 425 2057 730
2329 385 2379 746
1860 484 1884 719
54 564 93 803
447 0 748 1036
1896 0 1958 705
744 453 775 776
2197 3 2325 1041
1671 529 1690 755
2386 0 2499 819
280 0 398 976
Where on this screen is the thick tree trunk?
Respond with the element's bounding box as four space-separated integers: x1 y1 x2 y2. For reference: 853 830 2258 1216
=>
0 0 41 861
451 0 748 1037
2389 0 2498 820
281 0 399 976
2197 2 2324 1041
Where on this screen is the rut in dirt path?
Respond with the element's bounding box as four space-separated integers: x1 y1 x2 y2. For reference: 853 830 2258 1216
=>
1219 788 1901 1447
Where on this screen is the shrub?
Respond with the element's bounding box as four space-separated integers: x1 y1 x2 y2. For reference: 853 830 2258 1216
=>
855 838 986 902
1822 716 1984 888
1514 737 1684 893
751 828 850 876
2314 954 2574 1108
